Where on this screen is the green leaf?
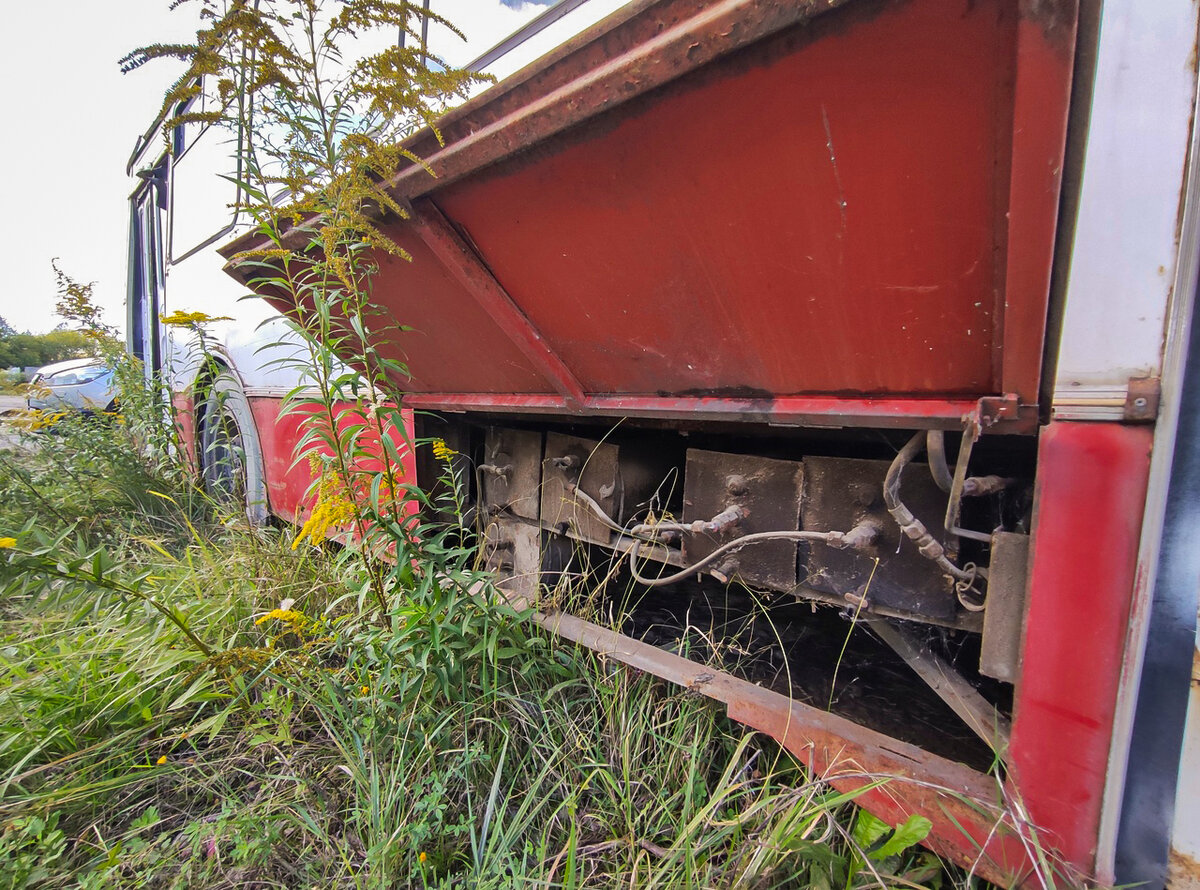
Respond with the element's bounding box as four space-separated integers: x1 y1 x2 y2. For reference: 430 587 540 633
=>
852 810 889 850
873 814 932 859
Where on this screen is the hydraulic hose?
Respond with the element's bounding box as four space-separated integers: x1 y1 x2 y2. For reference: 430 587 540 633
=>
626 522 879 588
925 429 954 492
884 432 975 583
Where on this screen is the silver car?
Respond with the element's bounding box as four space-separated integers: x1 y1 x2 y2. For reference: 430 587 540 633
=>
26 358 119 416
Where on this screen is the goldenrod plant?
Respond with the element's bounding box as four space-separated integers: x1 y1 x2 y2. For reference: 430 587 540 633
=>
128 0 489 615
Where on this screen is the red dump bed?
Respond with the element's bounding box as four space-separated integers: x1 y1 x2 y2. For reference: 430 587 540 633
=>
226 0 1074 432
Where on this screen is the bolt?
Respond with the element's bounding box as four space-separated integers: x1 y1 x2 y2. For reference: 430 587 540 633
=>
852 483 876 507
725 474 748 496
1133 397 1148 409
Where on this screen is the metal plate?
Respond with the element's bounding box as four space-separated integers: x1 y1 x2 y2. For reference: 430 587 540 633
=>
980 531 1030 682
801 455 955 619
681 449 803 591
539 432 620 543
482 517 541 609
481 427 543 520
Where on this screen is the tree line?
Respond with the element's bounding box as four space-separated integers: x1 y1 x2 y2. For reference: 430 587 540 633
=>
0 315 93 370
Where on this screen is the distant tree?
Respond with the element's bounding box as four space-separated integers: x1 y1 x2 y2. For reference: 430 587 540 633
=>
0 278 98 370
0 330 92 369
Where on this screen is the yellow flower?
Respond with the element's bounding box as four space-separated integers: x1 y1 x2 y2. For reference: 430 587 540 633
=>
431 438 456 462
160 310 233 328
156 755 168 765
292 454 356 549
419 852 427 864
255 608 303 626
0 538 15 549
360 685 369 695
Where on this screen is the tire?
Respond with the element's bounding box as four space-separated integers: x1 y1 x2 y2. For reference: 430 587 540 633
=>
198 370 270 525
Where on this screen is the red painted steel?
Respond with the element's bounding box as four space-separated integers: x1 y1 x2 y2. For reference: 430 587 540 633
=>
433 0 1015 398
249 397 312 521
247 397 419 524
226 0 1074 431
172 392 198 474
998 2 1078 405
406 198 586 404
1010 422 1153 874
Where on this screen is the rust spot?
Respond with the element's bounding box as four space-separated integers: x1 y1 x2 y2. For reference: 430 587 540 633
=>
1169 847 1200 888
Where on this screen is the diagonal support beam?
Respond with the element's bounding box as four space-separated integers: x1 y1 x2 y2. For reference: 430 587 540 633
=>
406 197 586 406
866 615 1012 753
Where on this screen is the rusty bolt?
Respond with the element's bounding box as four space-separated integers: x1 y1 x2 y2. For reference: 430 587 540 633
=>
725 474 748 496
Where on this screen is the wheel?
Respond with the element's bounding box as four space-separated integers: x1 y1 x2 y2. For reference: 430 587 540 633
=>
198 370 270 525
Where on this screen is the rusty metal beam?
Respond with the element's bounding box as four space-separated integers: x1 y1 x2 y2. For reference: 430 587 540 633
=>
865 616 1012 752
535 608 1039 885
406 198 586 406
399 392 1038 434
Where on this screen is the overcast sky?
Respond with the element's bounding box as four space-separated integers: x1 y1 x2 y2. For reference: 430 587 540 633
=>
0 0 563 336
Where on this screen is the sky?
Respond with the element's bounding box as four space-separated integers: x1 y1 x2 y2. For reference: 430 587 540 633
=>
0 0 561 336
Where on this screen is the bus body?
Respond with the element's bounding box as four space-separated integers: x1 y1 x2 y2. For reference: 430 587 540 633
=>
130 0 1200 885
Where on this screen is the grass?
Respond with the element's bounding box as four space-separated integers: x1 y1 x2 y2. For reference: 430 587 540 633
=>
0 410 995 889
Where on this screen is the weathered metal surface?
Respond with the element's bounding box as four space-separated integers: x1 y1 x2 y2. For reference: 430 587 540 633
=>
400 393 1002 431
536 608 1039 886
386 0 860 201
1169 848 1200 890
1011 422 1152 875
980 531 1030 683
482 518 541 609
539 432 621 543
248 397 419 524
435 0 1012 399
680 449 803 591
1123 376 1161 423
1167 644 1200 888
801 456 956 620
480 427 543 520
225 0 1074 435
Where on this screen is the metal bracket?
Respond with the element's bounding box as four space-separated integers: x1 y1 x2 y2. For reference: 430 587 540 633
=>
1123 377 1161 423
969 393 1021 430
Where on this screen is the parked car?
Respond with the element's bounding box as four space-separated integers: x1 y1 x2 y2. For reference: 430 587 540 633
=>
26 358 118 416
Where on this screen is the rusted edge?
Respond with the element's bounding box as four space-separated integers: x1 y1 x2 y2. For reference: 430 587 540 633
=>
400 392 1038 434
221 0 857 263
535 608 1039 885
380 0 856 201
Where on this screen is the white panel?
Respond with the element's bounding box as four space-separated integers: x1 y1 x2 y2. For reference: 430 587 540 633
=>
1054 3 1199 399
